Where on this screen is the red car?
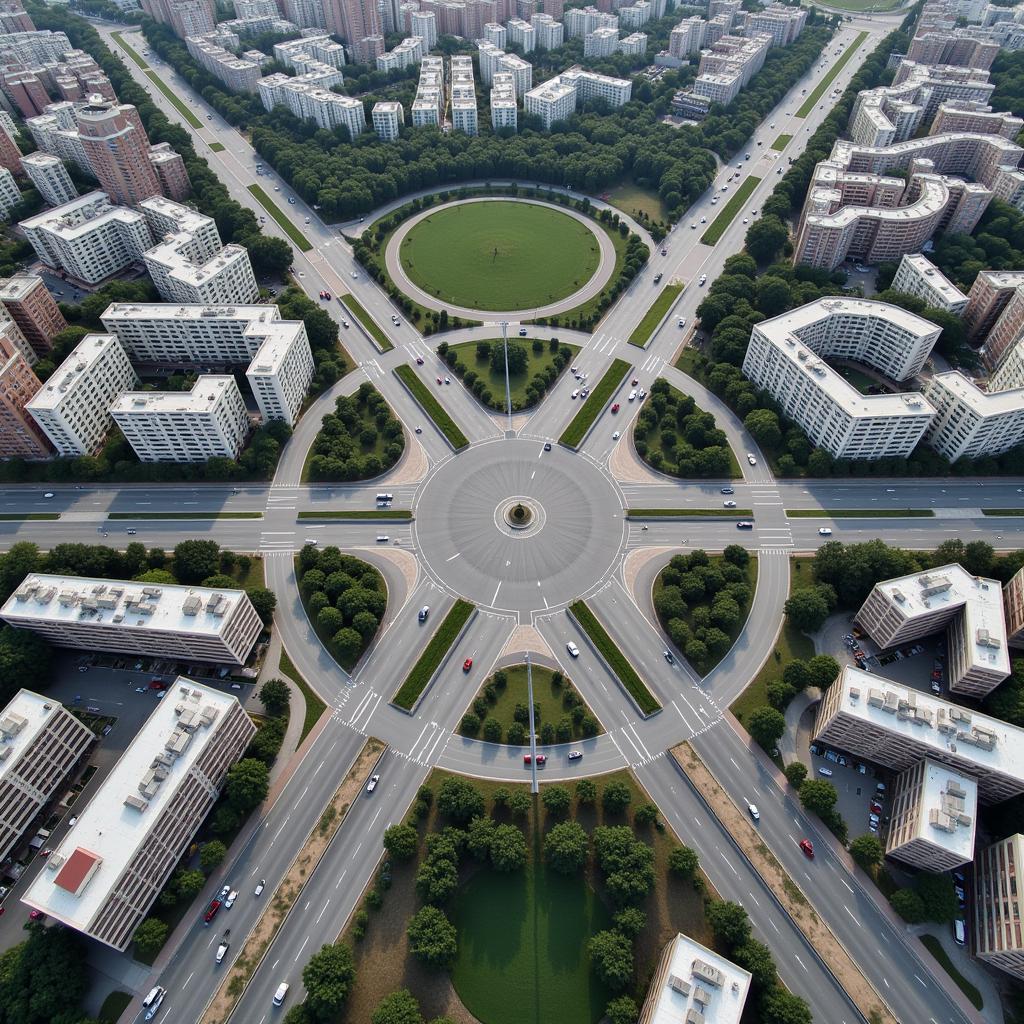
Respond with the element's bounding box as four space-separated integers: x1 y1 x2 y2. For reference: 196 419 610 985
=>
870 801 883 814
436 376 443 384
523 753 547 766
204 899 222 924
462 658 473 672
799 839 814 859
28 909 44 920
318 290 325 299
631 377 639 386
611 403 620 413
38 848 51 859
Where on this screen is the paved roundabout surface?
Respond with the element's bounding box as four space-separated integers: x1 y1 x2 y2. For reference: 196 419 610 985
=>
413 438 626 614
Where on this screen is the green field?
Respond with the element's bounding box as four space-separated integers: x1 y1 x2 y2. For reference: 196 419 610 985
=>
796 31 868 118
700 177 761 245
394 365 469 450
340 294 394 352
296 509 413 520
98 991 132 1024
247 184 312 252
837 364 878 393
399 201 601 310
627 508 752 517
628 283 683 347
786 508 934 518
107 511 262 520
603 180 670 224
208 141 225 152
771 134 792 151
452 863 612 1024
392 600 475 710
559 358 631 448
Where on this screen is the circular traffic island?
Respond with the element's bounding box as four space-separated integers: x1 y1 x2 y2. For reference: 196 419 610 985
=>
398 200 602 312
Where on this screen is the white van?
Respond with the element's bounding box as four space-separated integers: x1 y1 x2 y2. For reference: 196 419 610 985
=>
143 986 166 1020
376 535 389 543
375 493 393 503
273 982 290 1006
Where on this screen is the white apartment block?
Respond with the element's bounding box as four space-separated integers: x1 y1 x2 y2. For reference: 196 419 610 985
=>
372 100 404 140
272 32 345 69
0 689 95 866
0 165 20 218
746 2 806 45
499 53 533 97
975 833 1024 981
989 335 1024 393
892 253 969 314
561 66 632 107
482 21 505 47
111 376 250 463
923 370 1024 462
564 5 617 37
813 667 1024 803
26 334 137 455
450 55 477 135
619 0 651 29
531 13 563 50
856 563 1010 698
377 35 423 72
931 99 1023 140
185 34 262 93
477 40 503 85
885 759 977 872
506 17 535 52
1007 565 1024 651
668 16 705 58
411 55 443 127
525 77 577 128
20 151 76 207
21 679 255 950
741 298 939 460
412 9 437 48
19 192 151 285
584 25 618 57
257 74 364 134
618 31 647 56
101 302 313 427
692 71 740 105
491 72 517 131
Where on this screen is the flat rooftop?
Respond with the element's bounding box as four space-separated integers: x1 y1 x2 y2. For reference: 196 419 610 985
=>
931 370 1024 416
0 274 43 302
0 689 69 781
22 679 239 931
20 190 145 238
645 934 751 1024
907 758 978 860
111 375 238 414
27 335 124 411
899 254 967 304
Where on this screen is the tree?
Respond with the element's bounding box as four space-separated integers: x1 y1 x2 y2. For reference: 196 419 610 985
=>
332 626 363 662
588 930 633 990
747 706 785 750
544 820 589 874
172 539 220 583
407 906 457 967
605 995 639 1024
634 803 659 826
784 762 808 788
0 626 52 706
133 918 169 957
200 839 227 872
744 408 781 449
0 922 90 1024
259 678 291 716
542 785 571 816
576 778 597 804
602 779 632 813
303 943 355 1021
175 867 206 899
798 779 837 817
745 214 789 263
733 938 777 990
847 833 884 872
248 234 293 273
490 823 527 871
917 872 959 923
784 587 831 632
507 788 531 818
706 900 751 950
371 989 424 1024
612 907 646 938
437 776 485 824
383 824 418 861
890 888 926 923
807 654 840 689
668 844 699 878
248 586 277 624
760 985 812 1024
466 815 496 860
226 757 270 811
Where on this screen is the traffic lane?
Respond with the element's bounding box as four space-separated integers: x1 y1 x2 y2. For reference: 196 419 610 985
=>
790 517 1024 549
778 480 1024 509
436 731 625 780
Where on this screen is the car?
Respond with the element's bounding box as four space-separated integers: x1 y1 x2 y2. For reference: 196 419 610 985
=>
660 248 667 256
203 899 221 924
690 223 696 229
736 521 753 529
39 848 51 858
711 197 718 204
518 327 527 336
721 487 734 494
824 749 838 762
777 167 783 174
742 218 748 224
799 839 814 858
748 803 760 821
566 641 580 657
746 453 757 466
273 983 290 1007
700 216 707 223
855 763 867 775
43 491 54 498
930 681 942 694
837 755 848 767
216 940 230 964
324 292 331 301
632 378 639 386
678 318 686 328
462 658 473 673
818 766 833 777
571 389 580 399
319 291 325 299
207 113 213 120
869 813 880 825
219 884 230 900
274 185 280 191
288 198 295 204
612 430 620 440
341 319 350 328
568 750 583 761
818 527 833 536
544 442 552 451
143 987 166 1021
351 271 358 279
870 801 883 814
664 650 674 663
255 879 266 896
414 355 424 365
699 274 707 285
723 500 736 508
68 816 77 827
524 753 547 765
135 686 145 693
810 743 822 756
366 774 380 793
953 918 966 946
653 273 662 283
444 377 450 384
436 376 443 384
628 390 637 401
611 403 619 414
954 885 966 901
225 890 238 908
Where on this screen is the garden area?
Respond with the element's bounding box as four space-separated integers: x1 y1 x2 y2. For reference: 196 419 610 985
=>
437 337 579 412
456 664 603 744
303 382 405 482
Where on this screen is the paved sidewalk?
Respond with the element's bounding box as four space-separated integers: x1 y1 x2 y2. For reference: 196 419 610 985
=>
253 632 306 790
777 688 820 765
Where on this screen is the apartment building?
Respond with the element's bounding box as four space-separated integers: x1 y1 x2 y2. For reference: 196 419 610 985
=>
813 667 1024 803
0 303 35 367
0 3 35 33
482 20 505 46
21 679 255 951
21 152 77 208
923 370 1024 462
377 35 422 72
0 690 94 866
857 563 1010 698
975 833 1024 980
584 25 619 56
148 142 191 203
931 99 1023 139
0 274 67 357
746 2 806 46
76 98 161 208
322 0 382 63
525 76 577 128
507 16 535 51
257 74 364 134
638 934 751 1024
885 759 977 872
964 270 1024 342
0 109 21 173
1005 566 1024 651
0 165 20 219
564 5 617 37
372 100 404 140
980 287 1024 370
272 32 345 69
990 334 1024 391
907 31 999 69
741 298 939 460
283 0 326 26
185 34 262 93
891 253 969 313
668 15 704 58
411 55 444 127
0 332 50 458
491 72 517 131
450 55 478 135
561 66 631 106
531 12 562 49
412 9 437 47
617 30 646 54
498 52 532 97
25 334 137 456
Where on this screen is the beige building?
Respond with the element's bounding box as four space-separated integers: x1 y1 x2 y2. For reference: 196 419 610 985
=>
21 679 255 951
975 833 1024 980
0 330 50 458
0 274 68 358
1005 566 1024 649
963 270 1024 342
0 689 94 865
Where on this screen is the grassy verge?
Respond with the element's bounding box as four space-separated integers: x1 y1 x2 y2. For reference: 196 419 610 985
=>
569 600 661 716
394 364 469 450
296 509 413 520
107 511 262 520
983 508 1024 516
786 508 934 518
98 991 132 1023
110 30 147 68
796 31 868 117
247 184 312 252
627 508 752 517
771 134 792 151
604 178 670 223
559 357 630 448
278 648 326 744
700 177 761 246
140 64 203 130
0 513 59 521
919 934 984 1010
392 599 475 710
340 294 394 353
208 141 225 152
627 282 683 348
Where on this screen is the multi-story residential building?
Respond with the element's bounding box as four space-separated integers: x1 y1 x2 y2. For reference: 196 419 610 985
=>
323 0 382 63
477 40 504 84
21 679 255 951
979 283 1024 369
412 9 437 47
891 253 969 313
506 16 535 51
668 15 704 58
258 74 364 134
525 76 577 128
377 35 422 72
0 331 50 457
185 34 262 93
372 100 404 139
857 562 1010 698
482 20 505 46
168 0 216 37
147 142 191 202
584 25 618 57
564 5 617 37
814 666 1024 803
491 71 517 131
618 31 647 55
930 99 1023 138
0 108 22 174
963 270 1024 341
741 298 939 460
25 334 136 455
531 12 562 49
450 55 478 135
0 3 35 33
411 55 444 127
0 165 21 219
746 2 806 45
273 32 345 70
618 0 650 28
0 304 34 368
990 335 1024 391
20 191 152 286
1004 566 1024 650
111 376 250 463
885 759 977 872
923 370 1024 462
76 97 160 208
907 31 999 69
20 151 77 208
0 689 94 866
0 274 66 358
638 933 751 1024
499 52 532 97
975 833 1024 980
561 66 631 106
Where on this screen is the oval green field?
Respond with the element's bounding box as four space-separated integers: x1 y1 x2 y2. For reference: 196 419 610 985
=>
398 201 602 311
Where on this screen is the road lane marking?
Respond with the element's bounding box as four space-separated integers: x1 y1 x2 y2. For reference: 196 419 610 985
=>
368 807 383 830
335 869 347 890
317 899 330 924
843 905 858 924
840 878 853 893
718 850 738 876
313 758 324 776
445 552 460 561
794 955 808 972
491 582 501 605
914 974 927 988
183 971 194 989
294 935 310 961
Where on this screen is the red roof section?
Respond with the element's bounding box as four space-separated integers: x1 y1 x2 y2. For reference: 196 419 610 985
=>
54 848 101 894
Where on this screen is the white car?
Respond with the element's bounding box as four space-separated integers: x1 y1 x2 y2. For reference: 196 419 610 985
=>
818 527 832 536
678 318 685 328
225 890 238 908
690 223 696 229
571 389 580 399
216 940 229 964
43 491 54 498
366 774 380 793
628 390 637 401
746 453 757 466
254 879 266 896
742 218 748 224
723 500 736 508
612 430 620 440
700 217 707 224
748 803 760 821
566 642 580 658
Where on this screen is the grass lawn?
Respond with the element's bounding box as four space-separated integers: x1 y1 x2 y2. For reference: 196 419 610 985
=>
400 201 601 311
674 346 700 375
559 358 631 448
279 648 326 744
247 184 312 252
628 508 752 518
984 508 1024 515
786 508 934 518
297 509 413 520
107 511 262 520
730 557 816 726
919 934 984 1010
444 338 580 412
392 600 475 710
837 364 878 394
340 293 394 352
394 365 470 450
796 31 868 118
0 513 58 520
700 177 761 245
628 283 683 348
457 664 604 742
97 991 132 1023
771 134 792 151
603 180 670 224
208 141 225 152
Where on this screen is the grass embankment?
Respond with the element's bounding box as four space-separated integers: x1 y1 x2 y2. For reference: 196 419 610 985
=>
0 513 59 521
786 508 934 518
771 134 792 151
795 31 868 117
208 142 225 152
559 358 630 448
604 179 671 223
340 294 394 353
107 511 262 520
700 177 761 246
919 934 984 1011
393 365 469 450
569 600 661 716
983 508 1024 516
627 282 683 348
627 509 752 518
392 600 475 710
246 184 312 252
296 509 413 520
97 991 132 1023
279 648 327 744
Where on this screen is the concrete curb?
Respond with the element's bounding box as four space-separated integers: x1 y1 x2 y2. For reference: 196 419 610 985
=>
338 295 391 355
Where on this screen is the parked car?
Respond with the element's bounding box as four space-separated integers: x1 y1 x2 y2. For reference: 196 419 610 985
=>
818 767 834 777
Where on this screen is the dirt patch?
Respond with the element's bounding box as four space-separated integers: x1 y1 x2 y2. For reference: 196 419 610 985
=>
608 431 663 483
671 742 897 1024
621 546 677 602
201 737 387 1024
369 546 419 597
499 624 552 659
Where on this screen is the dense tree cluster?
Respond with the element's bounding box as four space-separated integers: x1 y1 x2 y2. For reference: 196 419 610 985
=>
761 654 840 712
302 943 356 1022
306 382 404 481
275 287 350 395
591 825 655 908
889 872 959 925
0 922 91 1024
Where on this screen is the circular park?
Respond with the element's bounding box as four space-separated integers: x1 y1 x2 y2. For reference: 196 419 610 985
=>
397 200 603 312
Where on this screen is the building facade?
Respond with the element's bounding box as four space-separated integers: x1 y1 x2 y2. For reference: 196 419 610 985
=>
975 833 1024 980
0 274 67 357
20 151 77 207
0 330 50 458
923 371 1024 462
891 253 969 313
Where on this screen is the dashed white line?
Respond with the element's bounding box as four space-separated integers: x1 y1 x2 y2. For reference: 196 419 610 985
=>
335 869 347 890
183 971 194 990
914 974 927 989
294 935 310 962
316 899 330 924
794 955 808 973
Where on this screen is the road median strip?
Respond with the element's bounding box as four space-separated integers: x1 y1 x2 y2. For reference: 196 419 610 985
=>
208 142 225 152
795 30 868 117
297 509 413 520
0 513 59 521
982 508 1024 516
200 736 386 1024
627 282 683 348
392 599 475 711
700 177 761 246
671 741 897 1024
786 508 934 518
770 133 792 151
339 294 394 353
107 511 263 520
558 358 631 449
393 365 469 450
246 184 312 252
568 600 661 716
627 508 752 518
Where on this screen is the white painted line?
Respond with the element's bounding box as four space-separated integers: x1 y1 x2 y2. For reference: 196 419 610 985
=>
843 905 859 925
183 971 194 990
445 552 460 562
367 807 382 831
914 974 927 989
334 869 347 890
294 935 310 962
794 955 808 973
316 899 330 924
491 581 501 606
718 849 738 876
840 878 853 894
